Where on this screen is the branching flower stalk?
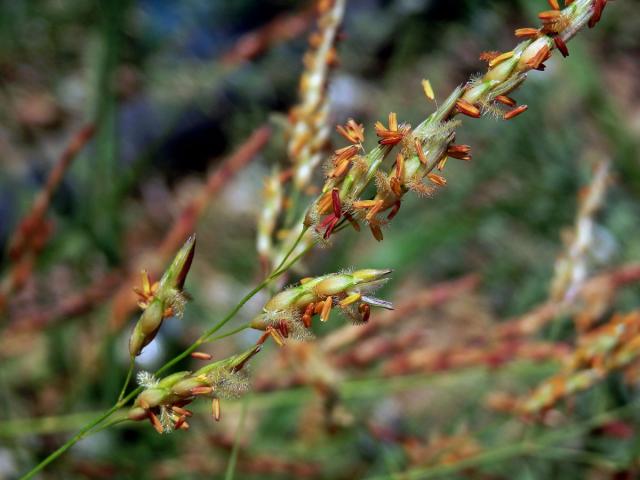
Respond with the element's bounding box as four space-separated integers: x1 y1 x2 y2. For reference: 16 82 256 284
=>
128 235 196 358
269 0 604 256
20 1 610 478
270 0 608 265
19 233 311 480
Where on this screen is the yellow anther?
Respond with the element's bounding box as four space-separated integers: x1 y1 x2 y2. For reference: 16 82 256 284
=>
489 50 514 68
421 79 435 101
268 327 285 347
212 397 221 421
339 293 362 307
141 270 151 294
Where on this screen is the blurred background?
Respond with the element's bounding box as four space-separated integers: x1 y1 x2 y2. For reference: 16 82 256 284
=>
1 0 640 478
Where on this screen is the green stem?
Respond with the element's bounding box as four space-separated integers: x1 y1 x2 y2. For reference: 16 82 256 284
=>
19 384 142 480
272 224 309 276
284 187 302 229
19 404 120 480
205 322 252 343
117 357 135 403
224 396 250 480
90 416 130 436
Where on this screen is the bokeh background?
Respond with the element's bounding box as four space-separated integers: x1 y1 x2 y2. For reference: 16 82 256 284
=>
1 0 640 478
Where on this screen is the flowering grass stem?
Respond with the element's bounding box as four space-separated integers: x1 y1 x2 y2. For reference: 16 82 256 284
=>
19 223 313 479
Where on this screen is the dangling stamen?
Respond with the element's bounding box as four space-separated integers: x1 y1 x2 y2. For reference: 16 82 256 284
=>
320 296 333 322
212 397 221 421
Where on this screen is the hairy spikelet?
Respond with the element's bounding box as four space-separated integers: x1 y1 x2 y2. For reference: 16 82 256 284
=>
207 370 250 399
406 176 436 198
374 171 394 198
159 407 174 434
137 371 158 388
411 119 461 147
166 289 188 318
478 100 506 120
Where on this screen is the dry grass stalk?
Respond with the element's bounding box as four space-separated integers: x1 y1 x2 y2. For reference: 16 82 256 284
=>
0 124 95 314
221 6 316 65
497 263 640 340
261 0 346 270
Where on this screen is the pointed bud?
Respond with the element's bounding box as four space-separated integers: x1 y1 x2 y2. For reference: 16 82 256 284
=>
136 388 169 409
352 269 393 284
315 274 354 297
159 235 196 292
172 378 209 397
129 299 165 357
462 80 498 104
128 235 196 357
128 407 148 421
519 37 553 70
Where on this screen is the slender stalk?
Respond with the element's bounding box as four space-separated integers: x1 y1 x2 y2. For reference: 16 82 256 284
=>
117 357 135 403
206 322 252 343
19 405 120 480
270 225 309 276
224 396 250 480
90 416 130 436
283 187 302 229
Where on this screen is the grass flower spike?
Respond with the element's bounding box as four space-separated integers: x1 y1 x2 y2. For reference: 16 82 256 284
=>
251 269 393 345
304 0 607 243
129 235 196 357
128 345 260 432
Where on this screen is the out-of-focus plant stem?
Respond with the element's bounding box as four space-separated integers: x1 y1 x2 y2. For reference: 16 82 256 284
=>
0 124 95 318
367 399 640 480
89 0 127 264
224 397 250 480
567 43 640 194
